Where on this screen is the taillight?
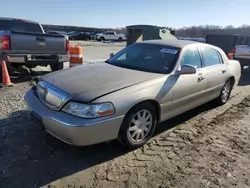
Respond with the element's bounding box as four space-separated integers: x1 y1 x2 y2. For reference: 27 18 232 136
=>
227 47 235 59
1 35 11 50
66 39 69 53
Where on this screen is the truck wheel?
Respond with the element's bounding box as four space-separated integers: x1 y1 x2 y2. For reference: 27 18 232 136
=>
100 37 105 42
50 62 64 72
118 37 123 42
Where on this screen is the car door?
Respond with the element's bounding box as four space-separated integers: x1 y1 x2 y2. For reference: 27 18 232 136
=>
166 46 208 119
199 46 230 101
105 32 112 40
108 32 116 40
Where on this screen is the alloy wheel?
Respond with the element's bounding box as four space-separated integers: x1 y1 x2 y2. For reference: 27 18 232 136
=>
127 110 153 143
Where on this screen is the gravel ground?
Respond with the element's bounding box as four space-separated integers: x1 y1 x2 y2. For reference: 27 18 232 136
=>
71 41 125 63
32 40 125 72
0 44 250 187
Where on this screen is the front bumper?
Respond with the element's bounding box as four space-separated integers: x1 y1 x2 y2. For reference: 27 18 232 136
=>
24 89 124 146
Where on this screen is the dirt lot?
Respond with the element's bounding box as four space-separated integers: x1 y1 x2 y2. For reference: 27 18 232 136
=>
0 44 250 187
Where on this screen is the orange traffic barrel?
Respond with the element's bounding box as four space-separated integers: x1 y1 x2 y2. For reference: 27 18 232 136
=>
70 45 83 67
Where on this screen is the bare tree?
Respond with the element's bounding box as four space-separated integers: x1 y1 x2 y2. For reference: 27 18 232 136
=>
175 25 250 37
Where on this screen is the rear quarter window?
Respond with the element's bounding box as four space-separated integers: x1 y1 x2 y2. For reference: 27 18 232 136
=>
200 47 222 67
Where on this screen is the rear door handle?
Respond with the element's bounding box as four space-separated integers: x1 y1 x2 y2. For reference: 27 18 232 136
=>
222 69 227 74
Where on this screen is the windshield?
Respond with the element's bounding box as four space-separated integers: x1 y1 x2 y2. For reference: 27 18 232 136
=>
107 43 180 74
0 20 43 33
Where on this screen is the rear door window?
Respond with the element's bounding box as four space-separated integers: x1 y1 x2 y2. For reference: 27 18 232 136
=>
106 32 115 35
201 47 222 67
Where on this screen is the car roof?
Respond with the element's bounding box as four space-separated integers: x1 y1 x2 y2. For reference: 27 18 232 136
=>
139 39 199 48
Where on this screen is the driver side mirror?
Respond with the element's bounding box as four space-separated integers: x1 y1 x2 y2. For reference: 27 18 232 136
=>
180 64 196 75
110 53 114 58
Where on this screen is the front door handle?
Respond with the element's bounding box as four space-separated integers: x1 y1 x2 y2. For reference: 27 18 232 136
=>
222 69 227 74
198 76 205 82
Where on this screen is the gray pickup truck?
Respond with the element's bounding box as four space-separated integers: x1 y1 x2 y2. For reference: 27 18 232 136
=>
231 45 250 70
0 17 69 80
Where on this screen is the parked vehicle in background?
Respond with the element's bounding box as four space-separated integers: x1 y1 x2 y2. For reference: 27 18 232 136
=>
92 32 103 40
0 17 69 81
228 45 250 70
178 37 206 43
45 30 65 35
66 31 78 36
96 31 126 41
24 40 241 149
69 32 91 40
90 32 97 40
206 34 250 56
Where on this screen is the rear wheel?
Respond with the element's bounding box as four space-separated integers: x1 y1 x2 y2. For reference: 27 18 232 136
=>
50 62 64 72
216 79 233 105
118 103 157 149
100 37 105 42
118 37 122 42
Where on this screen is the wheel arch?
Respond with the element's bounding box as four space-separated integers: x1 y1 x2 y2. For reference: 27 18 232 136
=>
125 99 161 123
228 76 236 87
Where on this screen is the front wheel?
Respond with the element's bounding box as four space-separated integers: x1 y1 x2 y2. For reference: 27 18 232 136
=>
118 103 157 149
50 62 64 72
216 79 233 105
118 37 122 42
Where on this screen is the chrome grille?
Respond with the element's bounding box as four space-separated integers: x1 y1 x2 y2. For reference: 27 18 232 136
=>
36 81 69 110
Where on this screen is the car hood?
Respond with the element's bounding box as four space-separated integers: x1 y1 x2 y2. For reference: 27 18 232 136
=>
41 62 163 102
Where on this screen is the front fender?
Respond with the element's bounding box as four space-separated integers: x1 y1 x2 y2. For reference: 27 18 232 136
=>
92 76 172 118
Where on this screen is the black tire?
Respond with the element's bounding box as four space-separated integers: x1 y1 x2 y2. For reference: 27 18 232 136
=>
100 37 105 41
118 37 122 42
118 103 157 149
50 62 64 72
216 79 233 105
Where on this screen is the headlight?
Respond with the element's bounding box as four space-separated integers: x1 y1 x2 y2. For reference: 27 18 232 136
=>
62 102 115 118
